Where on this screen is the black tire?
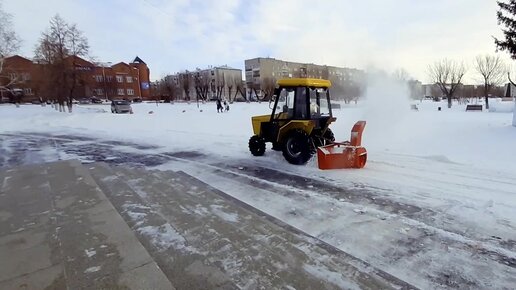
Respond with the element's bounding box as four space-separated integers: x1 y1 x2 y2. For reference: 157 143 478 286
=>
249 135 266 156
282 129 313 165
313 128 335 147
323 128 335 145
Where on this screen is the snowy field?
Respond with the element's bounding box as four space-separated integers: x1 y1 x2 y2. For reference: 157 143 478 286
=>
1 98 516 288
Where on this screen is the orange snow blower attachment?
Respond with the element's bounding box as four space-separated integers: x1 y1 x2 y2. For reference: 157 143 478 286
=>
317 121 367 170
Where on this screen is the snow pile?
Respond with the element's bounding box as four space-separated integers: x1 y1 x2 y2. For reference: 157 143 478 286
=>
489 99 514 113
513 100 516 127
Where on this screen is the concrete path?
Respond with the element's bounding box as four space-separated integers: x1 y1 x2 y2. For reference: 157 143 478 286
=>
90 162 415 290
1 159 416 289
0 160 173 289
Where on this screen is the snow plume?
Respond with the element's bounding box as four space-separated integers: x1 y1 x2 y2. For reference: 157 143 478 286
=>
360 69 412 150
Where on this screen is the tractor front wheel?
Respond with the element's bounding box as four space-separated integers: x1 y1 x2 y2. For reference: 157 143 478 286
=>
249 135 266 156
282 129 313 165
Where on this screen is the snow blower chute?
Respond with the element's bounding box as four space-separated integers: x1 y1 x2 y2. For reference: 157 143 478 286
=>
317 121 367 169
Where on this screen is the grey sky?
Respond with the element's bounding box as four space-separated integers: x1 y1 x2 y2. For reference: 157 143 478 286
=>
3 0 511 83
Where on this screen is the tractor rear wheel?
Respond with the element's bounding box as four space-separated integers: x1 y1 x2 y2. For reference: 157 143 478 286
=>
282 129 313 165
249 135 266 156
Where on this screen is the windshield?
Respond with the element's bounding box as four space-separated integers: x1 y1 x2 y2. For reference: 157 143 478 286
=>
309 88 331 116
114 101 129 105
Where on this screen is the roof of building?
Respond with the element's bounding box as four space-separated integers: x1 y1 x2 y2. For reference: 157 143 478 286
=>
214 65 240 71
277 78 331 88
4 55 33 63
132 56 146 64
65 55 94 67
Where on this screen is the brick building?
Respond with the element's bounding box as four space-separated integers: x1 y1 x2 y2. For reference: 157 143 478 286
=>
0 55 151 102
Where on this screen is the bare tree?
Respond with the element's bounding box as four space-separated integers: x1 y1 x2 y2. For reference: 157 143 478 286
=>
427 59 467 108
259 77 276 101
216 73 225 100
392 68 410 82
226 76 234 102
474 55 506 109
179 71 191 101
456 84 476 104
0 3 22 100
34 14 89 112
233 75 245 102
0 4 20 57
193 70 209 102
163 76 178 102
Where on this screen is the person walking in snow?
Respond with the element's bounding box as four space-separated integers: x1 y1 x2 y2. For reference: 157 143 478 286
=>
223 100 229 112
216 99 223 113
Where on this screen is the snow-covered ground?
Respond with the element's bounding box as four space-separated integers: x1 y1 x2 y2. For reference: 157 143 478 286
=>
1 99 516 288
2 99 514 171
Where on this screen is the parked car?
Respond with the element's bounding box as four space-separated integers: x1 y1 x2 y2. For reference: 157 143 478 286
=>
78 98 91 104
111 100 132 114
132 98 142 103
91 97 102 104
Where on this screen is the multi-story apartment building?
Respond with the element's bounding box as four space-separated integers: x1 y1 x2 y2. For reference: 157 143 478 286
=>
244 57 365 100
0 55 151 102
162 66 243 101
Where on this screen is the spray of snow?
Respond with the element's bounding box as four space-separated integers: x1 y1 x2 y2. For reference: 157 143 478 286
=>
359 70 412 151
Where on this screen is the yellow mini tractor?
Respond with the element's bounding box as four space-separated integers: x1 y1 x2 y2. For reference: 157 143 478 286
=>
248 78 336 165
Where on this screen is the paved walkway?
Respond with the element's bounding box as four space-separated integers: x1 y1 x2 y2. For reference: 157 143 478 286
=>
1 159 416 289
0 160 173 289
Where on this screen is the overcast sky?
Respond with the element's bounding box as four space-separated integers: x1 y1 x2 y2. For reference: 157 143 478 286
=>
3 0 512 83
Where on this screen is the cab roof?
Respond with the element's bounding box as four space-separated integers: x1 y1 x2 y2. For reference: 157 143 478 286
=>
277 78 332 88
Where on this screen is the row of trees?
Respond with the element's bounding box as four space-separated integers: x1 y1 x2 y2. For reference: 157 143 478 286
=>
153 70 245 103
427 55 506 109
34 15 89 112
0 4 90 112
427 1 516 109
0 2 21 96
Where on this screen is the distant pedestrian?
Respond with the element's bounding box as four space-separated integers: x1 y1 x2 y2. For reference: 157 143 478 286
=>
224 100 229 112
216 99 223 113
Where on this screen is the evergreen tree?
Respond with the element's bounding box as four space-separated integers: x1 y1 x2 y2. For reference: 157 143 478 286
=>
495 1 516 58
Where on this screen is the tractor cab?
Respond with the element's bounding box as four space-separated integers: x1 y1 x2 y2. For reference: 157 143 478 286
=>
249 78 337 165
270 78 334 131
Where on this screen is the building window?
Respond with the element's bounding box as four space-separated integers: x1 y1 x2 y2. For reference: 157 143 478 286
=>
126 76 133 83
23 88 33 95
211 70 215 76
22 73 31 81
8 72 17 80
127 89 134 95
116 75 124 83
117 88 124 95
95 75 103 82
252 70 260 77
94 88 104 96
106 76 113 82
